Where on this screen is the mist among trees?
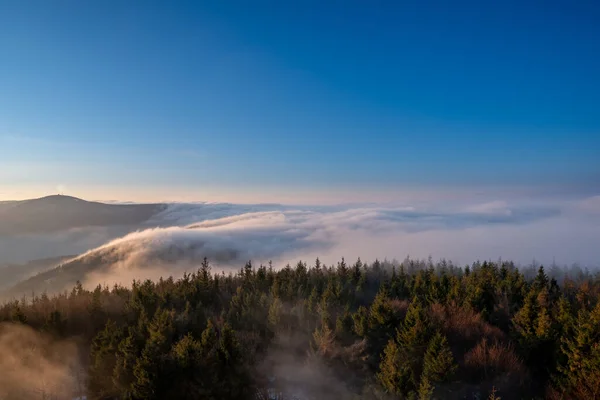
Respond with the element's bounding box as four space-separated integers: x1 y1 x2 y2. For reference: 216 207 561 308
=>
1 257 599 399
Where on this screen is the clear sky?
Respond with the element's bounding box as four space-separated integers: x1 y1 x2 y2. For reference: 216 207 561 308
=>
1 0 599 203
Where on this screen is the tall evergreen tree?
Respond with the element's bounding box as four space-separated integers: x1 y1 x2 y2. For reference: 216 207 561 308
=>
422 332 456 383
558 302 600 399
377 337 413 396
88 320 123 399
418 376 434 400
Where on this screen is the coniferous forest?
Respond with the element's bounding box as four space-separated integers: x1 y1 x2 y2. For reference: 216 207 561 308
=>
1 258 600 400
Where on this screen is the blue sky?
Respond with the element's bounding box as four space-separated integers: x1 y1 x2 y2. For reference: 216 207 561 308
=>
1 0 599 202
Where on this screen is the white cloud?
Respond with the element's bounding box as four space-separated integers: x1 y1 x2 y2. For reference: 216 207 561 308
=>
2 196 599 294
52 199 596 289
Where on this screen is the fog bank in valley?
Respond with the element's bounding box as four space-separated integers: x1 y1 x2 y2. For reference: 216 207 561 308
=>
4 195 598 297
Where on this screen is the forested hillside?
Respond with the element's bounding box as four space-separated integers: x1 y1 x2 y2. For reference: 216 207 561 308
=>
1 258 599 399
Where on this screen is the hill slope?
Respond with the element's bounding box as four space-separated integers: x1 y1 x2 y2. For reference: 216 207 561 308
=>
0 195 166 235
0 256 75 291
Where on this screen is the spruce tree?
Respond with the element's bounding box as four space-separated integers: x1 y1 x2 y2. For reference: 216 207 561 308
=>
131 309 175 400
422 332 456 383
512 289 538 346
113 329 139 397
11 305 27 324
353 305 369 338
377 337 413 396
168 334 205 399
418 376 434 400
88 320 122 399
268 297 283 329
369 286 401 356
558 302 600 398
397 298 429 349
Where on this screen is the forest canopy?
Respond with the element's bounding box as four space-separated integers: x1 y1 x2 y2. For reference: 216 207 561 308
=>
1 257 599 400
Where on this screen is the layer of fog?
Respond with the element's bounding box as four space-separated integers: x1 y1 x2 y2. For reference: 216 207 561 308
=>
62 197 600 290
2 195 599 294
0 201 306 265
0 323 83 399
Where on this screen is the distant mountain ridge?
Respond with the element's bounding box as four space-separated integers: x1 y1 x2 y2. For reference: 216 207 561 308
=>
0 195 167 236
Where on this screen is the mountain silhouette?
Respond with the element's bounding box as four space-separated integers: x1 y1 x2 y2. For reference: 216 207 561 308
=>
0 195 166 236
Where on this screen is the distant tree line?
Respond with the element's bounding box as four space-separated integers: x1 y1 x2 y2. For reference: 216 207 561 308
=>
1 257 599 399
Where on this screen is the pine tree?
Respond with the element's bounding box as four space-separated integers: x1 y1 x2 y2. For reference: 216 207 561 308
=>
132 339 162 399
335 310 354 343
534 266 549 291
215 323 251 399
353 305 369 338
397 298 429 350
377 337 413 396
554 296 574 333
268 297 283 329
88 286 107 333
168 334 205 399
558 302 600 398
308 286 320 314
243 260 254 287
351 258 364 285
488 386 501 400
11 304 27 324
112 329 139 397
369 286 402 355
418 376 434 400
422 332 457 383
131 309 175 400
200 257 211 286
337 257 348 277
387 298 431 391
88 320 122 399
201 319 218 350
512 289 538 345
44 310 66 336
535 305 552 340
313 322 336 357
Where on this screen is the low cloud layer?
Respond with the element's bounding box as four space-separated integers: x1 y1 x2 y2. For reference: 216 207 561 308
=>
2 195 600 294
54 197 598 289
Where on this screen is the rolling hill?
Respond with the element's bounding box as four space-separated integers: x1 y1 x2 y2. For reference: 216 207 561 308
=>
0 195 166 236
